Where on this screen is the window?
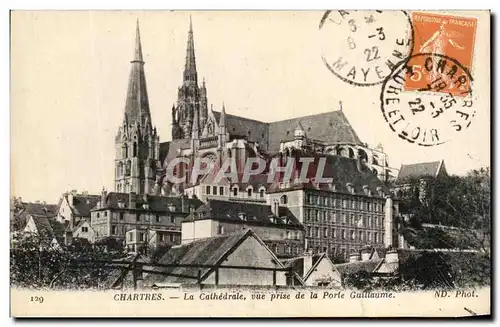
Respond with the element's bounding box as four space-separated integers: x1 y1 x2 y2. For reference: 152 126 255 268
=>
218 225 225 235
308 226 312 237
219 187 224 196
170 234 175 242
287 231 291 239
359 231 363 241
213 186 217 195
104 211 108 217
156 215 160 223
159 234 164 242
280 195 288 205
119 212 124 221
112 225 117 234
259 189 265 198
128 232 133 241
368 232 372 242
315 227 320 238
139 233 144 242
374 232 378 243
332 228 335 238
206 186 211 195
233 187 238 196
352 200 356 209
247 188 252 197
81 226 88 233
342 229 346 239
342 213 347 224
170 216 175 224
136 214 140 222
351 230 355 240
97 213 100 218
350 214 354 225
323 227 328 238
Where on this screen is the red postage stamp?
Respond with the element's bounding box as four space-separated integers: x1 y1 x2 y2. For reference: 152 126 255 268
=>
404 12 477 96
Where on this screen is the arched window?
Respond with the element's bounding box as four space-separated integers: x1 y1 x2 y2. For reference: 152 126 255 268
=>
348 148 355 159
280 195 288 205
123 144 128 158
247 187 253 197
125 160 131 176
117 162 123 177
133 142 138 157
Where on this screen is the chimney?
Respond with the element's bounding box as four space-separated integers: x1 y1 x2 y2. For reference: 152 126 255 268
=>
129 192 136 209
181 195 186 213
303 249 313 278
361 248 371 261
385 249 399 264
270 199 279 217
349 252 360 263
100 188 107 208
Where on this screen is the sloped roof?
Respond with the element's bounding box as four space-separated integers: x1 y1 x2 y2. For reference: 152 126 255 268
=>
334 259 383 275
20 202 59 217
213 111 269 146
396 160 444 182
98 192 203 213
282 253 328 281
185 199 303 229
30 216 66 243
67 194 100 217
160 139 191 165
268 110 363 152
267 153 390 196
145 229 264 285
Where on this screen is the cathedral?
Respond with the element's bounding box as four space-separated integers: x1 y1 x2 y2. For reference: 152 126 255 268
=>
114 18 399 197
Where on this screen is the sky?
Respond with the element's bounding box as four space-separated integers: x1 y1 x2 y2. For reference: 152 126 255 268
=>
10 10 490 203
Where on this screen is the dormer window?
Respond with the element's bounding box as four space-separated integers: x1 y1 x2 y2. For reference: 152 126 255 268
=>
246 186 253 197
363 185 369 196
346 183 355 194
238 213 247 221
259 188 265 198
232 186 239 197
376 186 384 197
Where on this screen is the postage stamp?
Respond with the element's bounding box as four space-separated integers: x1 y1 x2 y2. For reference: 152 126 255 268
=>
404 12 478 95
381 53 475 146
319 10 414 86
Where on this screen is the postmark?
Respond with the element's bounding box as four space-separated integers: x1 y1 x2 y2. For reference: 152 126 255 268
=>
381 53 475 146
404 12 477 95
319 10 414 87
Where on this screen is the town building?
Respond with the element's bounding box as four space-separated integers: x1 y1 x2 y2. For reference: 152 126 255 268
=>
55 191 100 227
281 252 338 287
181 199 304 258
142 229 301 288
90 190 203 248
11 200 59 231
266 152 399 259
23 214 67 249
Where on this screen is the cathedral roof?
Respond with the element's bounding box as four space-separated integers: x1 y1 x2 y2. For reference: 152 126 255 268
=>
210 110 363 153
267 110 363 152
123 20 152 129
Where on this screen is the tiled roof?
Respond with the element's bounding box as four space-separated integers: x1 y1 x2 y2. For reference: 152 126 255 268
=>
267 153 390 196
185 199 303 229
12 202 59 231
144 229 259 285
267 110 363 152
396 160 444 182
334 259 383 275
30 216 66 243
66 194 100 217
97 192 203 213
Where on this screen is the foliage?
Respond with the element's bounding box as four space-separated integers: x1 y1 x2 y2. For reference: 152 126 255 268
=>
10 233 125 289
395 167 490 251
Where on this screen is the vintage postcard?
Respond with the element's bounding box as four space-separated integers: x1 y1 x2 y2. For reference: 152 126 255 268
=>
10 10 491 317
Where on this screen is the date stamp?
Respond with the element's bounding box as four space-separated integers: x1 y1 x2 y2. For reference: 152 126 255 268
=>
380 53 475 146
404 12 477 95
320 10 414 86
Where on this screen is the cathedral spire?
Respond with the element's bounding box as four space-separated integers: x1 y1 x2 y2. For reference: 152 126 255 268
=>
123 19 151 128
220 102 226 127
183 15 197 85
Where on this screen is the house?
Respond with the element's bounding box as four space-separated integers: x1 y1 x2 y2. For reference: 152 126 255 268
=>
181 199 304 258
64 219 97 245
56 191 100 227
90 190 203 247
142 229 301 288
23 214 67 249
125 227 179 252
11 200 59 231
395 160 448 184
281 252 338 287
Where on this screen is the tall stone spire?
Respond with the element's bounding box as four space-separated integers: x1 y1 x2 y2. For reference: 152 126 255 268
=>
183 15 197 85
123 19 151 129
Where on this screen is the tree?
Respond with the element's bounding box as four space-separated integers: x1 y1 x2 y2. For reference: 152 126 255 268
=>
10 233 126 289
396 167 491 252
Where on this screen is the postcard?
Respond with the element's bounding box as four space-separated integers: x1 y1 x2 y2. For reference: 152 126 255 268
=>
10 10 491 317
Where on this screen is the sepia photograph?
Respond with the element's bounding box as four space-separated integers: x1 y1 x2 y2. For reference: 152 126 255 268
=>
9 10 491 317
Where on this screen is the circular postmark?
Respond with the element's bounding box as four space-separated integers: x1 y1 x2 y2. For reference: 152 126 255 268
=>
380 53 476 146
319 10 414 87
